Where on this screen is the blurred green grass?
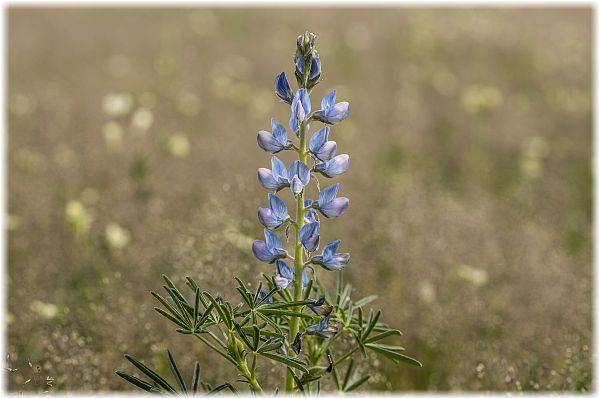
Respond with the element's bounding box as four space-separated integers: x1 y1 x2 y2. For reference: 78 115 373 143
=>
7 7 591 392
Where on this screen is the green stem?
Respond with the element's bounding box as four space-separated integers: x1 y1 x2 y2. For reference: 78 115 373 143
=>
193 333 237 366
286 120 308 393
237 356 263 394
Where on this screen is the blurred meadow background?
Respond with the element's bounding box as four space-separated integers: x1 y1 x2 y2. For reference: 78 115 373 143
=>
6 7 592 392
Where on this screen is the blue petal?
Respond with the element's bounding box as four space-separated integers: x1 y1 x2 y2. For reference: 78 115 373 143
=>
276 260 294 281
326 102 350 124
290 175 304 196
299 221 320 252
258 168 278 190
317 154 349 178
287 160 311 186
299 88 311 115
275 72 294 104
264 228 283 250
252 240 274 263
258 206 284 229
318 183 340 206
269 194 288 220
321 90 336 111
304 209 318 223
257 131 285 153
318 197 349 219
309 127 329 154
271 119 288 147
309 57 321 80
323 240 341 261
272 156 289 183
316 141 337 161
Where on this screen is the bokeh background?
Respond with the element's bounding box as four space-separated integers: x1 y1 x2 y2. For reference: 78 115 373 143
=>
7 7 592 392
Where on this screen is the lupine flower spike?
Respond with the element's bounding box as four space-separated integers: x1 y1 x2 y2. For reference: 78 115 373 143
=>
118 31 419 397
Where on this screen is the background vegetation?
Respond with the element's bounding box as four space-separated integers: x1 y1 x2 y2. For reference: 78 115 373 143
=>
7 7 592 392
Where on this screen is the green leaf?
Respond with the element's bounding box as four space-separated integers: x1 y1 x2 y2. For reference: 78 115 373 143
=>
165 286 192 325
197 302 215 328
115 371 155 392
152 291 185 322
253 281 264 304
257 338 284 354
361 310 381 342
251 325 260 351
354 295 378 308
260 352 308 373
256 288 277 307
259 309 314 319
124 354 176 393
233 323 254 350
236 287 254 308
162 275 186 302
345 374 370 392
166 350 187 393
207 383 237 395
342 358 354 389
204 292 232 328
365 343 422 367
154 307 189 330
193 288 200 327
256 312 284 335
191 361 201 394
260 299 314 309
330 360 341 390
288 367 305 393
185 276 199 292
364 329 402 343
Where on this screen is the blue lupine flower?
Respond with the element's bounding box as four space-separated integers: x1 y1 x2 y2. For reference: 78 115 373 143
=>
315 183 349 218
299 221 320 252
257 119 289 153
273 260 294 290
309 127 337 161
310 240 350 271
314 154 349 178
304 199 318 223
287 160 310 196
275 72 294 104
258 194 289 229
313 90 349 125
272 260 310 290
252 229 287 263
289 89 311 134
305 315 339 339
258 156 289 191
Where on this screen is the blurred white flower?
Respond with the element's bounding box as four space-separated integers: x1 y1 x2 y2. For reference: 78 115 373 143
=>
105 223 131 251
102 92 134 117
